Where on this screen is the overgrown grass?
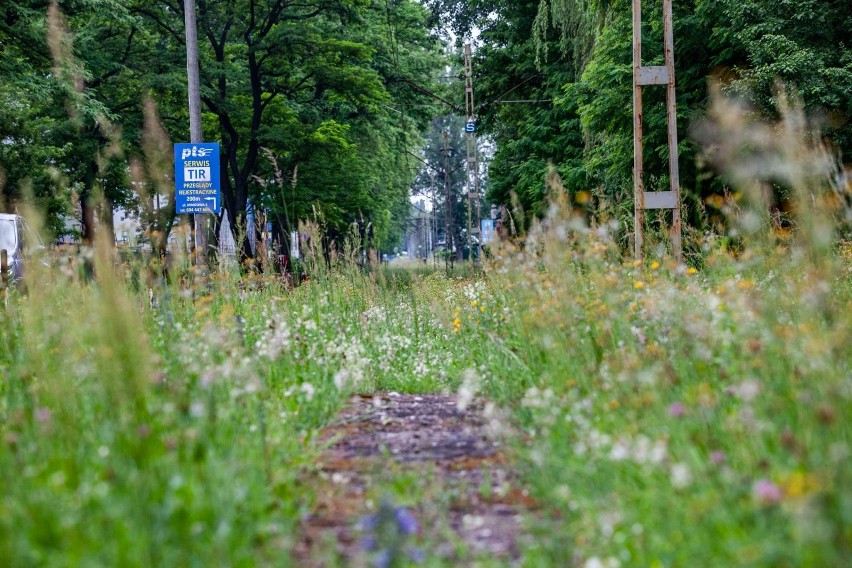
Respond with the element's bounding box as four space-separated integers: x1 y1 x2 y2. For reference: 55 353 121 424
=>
1 94 850 566
436 93 852 567
0 246 472 565
449 229 851 567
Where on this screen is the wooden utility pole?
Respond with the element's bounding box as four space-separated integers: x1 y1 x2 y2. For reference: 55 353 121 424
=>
444 130 454 270
184 0 207 264
632 0 682 262
463 44 482 268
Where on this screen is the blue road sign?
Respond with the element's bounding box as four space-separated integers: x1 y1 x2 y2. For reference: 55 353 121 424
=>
174 143 221 214
465 121 476 133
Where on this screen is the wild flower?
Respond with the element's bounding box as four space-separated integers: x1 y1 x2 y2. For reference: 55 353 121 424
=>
670 463 692 489
359 500 422 568
606 435 667 465
521 387 556 410
753 479 783 505
668 402 687 418
778 471 821 499
300 383 315 401
728 380 761 403
35 407 53 424
584 556 621 568
457 369 480 411
333 369 351 390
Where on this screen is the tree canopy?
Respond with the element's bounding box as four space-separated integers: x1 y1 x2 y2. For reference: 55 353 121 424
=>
0 0 444 255
429 0 852 236
2 0 849 255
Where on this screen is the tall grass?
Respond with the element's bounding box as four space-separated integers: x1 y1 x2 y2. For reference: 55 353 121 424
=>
441 92 851 566
0 233 477 566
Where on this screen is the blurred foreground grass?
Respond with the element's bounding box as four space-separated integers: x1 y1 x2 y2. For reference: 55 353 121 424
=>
1 226 848 566
0 252 472 565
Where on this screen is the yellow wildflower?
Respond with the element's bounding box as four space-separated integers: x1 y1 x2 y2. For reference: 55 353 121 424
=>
634 281 645 290
778 471 821 499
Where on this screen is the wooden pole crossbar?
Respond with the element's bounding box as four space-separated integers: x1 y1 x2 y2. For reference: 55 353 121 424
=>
633 0 682 262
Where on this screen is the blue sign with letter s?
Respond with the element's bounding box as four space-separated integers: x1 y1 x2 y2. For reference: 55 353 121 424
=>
174 143 221 214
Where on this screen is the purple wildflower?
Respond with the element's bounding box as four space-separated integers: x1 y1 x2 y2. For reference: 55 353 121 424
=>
710 451 726 465
359 501 422 565
395 507 418 535
374 550 391 568
668 402 687 418
35 407 53 424
753 479 783 504
408 547 425 563
359 535 378 552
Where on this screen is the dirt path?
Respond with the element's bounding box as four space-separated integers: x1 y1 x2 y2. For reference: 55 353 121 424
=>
295 393 534 567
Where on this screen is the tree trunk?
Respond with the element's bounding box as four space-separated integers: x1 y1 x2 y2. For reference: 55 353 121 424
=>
80 159 98 245
101 195 115 246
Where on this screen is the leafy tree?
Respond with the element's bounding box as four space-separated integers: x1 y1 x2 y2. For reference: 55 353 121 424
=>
139 0 441 260
711 0 852 153
0 1 175 244
425 0 588 227
411 114 469 259
436 0 852 241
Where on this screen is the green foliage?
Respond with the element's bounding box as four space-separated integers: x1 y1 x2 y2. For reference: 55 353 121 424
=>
457 217 851 567
710 0 852 151
436 0 852 237
1 0 443 253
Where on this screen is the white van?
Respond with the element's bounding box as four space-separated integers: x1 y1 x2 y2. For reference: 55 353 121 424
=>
0 213 43 283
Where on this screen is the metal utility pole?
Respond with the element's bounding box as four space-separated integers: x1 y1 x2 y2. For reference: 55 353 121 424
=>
184 0 206 264
463 44 482 268
443 130 454 271
632 0 682 262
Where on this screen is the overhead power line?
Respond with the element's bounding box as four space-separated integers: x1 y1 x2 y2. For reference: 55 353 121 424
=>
478 74 543 111
390 78 465 114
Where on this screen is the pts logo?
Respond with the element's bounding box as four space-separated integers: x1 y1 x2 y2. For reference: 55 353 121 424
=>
181 146 214 160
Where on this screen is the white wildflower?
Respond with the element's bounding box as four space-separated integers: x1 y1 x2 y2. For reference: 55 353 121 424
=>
300 383 315 401
334 369 351 390
670 462 692 488
457 369 480 411
609 440 630 461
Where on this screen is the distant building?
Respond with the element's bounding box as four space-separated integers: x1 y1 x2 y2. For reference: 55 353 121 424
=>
405 200 435 262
